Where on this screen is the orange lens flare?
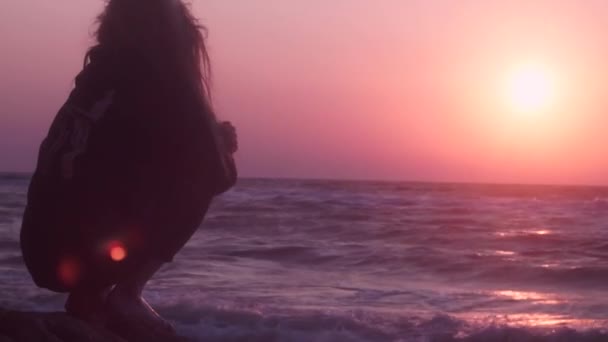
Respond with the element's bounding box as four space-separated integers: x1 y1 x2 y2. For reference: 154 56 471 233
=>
108 241 127 262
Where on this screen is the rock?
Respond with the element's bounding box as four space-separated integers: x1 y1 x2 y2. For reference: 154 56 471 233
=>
0 309 124 342
0 310 192 342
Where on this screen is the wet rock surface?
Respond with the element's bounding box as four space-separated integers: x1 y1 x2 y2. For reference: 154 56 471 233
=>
0 309 191 342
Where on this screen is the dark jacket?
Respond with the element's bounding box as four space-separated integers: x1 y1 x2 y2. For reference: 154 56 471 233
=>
21 46 236 291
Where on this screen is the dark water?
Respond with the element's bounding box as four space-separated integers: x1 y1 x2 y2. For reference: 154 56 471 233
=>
1 173 608 341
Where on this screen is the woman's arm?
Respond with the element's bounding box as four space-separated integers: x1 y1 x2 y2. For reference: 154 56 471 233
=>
212 121 238 195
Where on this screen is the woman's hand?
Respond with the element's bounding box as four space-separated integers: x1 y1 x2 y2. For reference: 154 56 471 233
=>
218 121 238 154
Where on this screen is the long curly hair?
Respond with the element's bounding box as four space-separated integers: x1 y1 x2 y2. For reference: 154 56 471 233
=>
88 0 213 105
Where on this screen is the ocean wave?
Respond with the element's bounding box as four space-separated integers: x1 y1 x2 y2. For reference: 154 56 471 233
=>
158 305 608 342
222 245 340 265
473 264 608 288
0 254 23 266
457 326 608 342
0 173 30 182
3 176 608 341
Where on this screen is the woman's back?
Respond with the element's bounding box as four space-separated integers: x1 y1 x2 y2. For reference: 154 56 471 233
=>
21 2 238 338
21 1 236 293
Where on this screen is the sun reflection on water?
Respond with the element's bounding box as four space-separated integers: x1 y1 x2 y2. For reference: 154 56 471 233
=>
495 229 552 237
498 314 581 327
494 290 561 305
459 311 602 330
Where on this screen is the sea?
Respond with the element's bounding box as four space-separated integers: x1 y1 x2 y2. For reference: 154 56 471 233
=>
1 173 608 341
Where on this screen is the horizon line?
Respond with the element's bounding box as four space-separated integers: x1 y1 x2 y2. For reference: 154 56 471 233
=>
2 171 607 189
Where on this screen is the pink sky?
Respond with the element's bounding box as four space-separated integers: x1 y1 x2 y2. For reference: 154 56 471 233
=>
2 1 608 185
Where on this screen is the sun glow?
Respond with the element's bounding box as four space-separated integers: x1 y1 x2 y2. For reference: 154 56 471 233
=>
506 63 556 114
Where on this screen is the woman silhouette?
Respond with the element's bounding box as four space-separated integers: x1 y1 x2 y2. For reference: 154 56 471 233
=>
20 0 237 335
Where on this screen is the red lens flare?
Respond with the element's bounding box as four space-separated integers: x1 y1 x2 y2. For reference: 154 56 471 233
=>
108 241 127 262
57 257 80 288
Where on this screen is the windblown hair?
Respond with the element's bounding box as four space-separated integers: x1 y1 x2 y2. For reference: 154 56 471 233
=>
88 0 212 104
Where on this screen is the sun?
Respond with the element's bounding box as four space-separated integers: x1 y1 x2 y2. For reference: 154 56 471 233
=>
506 63 556 114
